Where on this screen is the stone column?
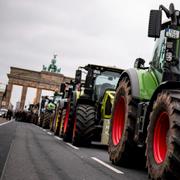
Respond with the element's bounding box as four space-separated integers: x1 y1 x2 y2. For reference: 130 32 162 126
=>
20 86 28 111
5 83 13 109
34 88 42 104
0 92 4 108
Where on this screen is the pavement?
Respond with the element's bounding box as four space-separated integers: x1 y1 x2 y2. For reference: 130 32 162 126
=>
0 121 148 180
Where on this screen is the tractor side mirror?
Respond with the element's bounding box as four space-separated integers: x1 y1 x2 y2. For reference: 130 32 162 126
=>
148 10 162 38
134 58 145 69
75 69 82 84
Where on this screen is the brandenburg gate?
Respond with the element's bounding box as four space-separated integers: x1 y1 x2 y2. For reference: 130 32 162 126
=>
5 66 72 110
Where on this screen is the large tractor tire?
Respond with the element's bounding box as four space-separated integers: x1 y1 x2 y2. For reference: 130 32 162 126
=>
108 77 139 166
72 104 96 147
42 111 51 129
146 90 180 180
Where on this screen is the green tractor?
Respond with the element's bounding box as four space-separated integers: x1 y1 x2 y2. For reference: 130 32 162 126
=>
27 103 39 124
38 95 56 129
60 74 82 141
62 64 123 146
49 91 63 132
38 96 49 127
109 3 180 180
49 82 72 136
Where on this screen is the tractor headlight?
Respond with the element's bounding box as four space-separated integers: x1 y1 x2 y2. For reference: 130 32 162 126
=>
165 41 173 62
166 52 173 62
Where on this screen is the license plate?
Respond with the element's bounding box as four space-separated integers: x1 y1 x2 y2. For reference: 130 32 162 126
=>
165 29 180 39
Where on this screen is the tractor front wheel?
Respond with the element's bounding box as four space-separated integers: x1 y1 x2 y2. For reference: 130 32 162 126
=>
146 90 180 180
72 104 96 147
108 77 139 166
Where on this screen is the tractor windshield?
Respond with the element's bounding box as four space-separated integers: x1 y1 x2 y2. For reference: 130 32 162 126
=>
53 95 61 105
94 71 120 100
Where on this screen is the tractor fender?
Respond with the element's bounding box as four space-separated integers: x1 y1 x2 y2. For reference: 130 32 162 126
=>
118 68 158 100
117 68 140 99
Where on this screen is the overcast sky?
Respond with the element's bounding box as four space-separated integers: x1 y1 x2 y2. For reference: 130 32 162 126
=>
0 0 180 107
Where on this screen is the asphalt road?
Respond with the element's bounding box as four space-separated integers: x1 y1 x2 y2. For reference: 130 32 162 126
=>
0 120 17 177
0 121 148 180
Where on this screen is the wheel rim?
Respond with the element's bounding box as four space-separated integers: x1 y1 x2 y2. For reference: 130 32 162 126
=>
153 111 169 164
112 96 126 146
63 104 70 133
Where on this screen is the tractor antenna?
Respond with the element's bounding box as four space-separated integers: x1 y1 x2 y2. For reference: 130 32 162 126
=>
159 4 170 18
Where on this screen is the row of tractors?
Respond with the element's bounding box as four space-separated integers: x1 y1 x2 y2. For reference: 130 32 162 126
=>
30 3 180 180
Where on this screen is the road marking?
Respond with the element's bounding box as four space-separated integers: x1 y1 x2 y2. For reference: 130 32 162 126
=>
54 136 62 141
66 143 79 150
91 157 124 174
47 132 52 135
0 120 13 127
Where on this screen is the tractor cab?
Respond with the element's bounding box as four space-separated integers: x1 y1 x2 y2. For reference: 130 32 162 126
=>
76 64 123 105
148 3 180 82
93 70 120 101
109 4 180 180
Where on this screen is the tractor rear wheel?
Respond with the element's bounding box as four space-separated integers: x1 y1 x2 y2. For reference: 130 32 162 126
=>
146 90 180 180
72 104 96 146
108 77 139 166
